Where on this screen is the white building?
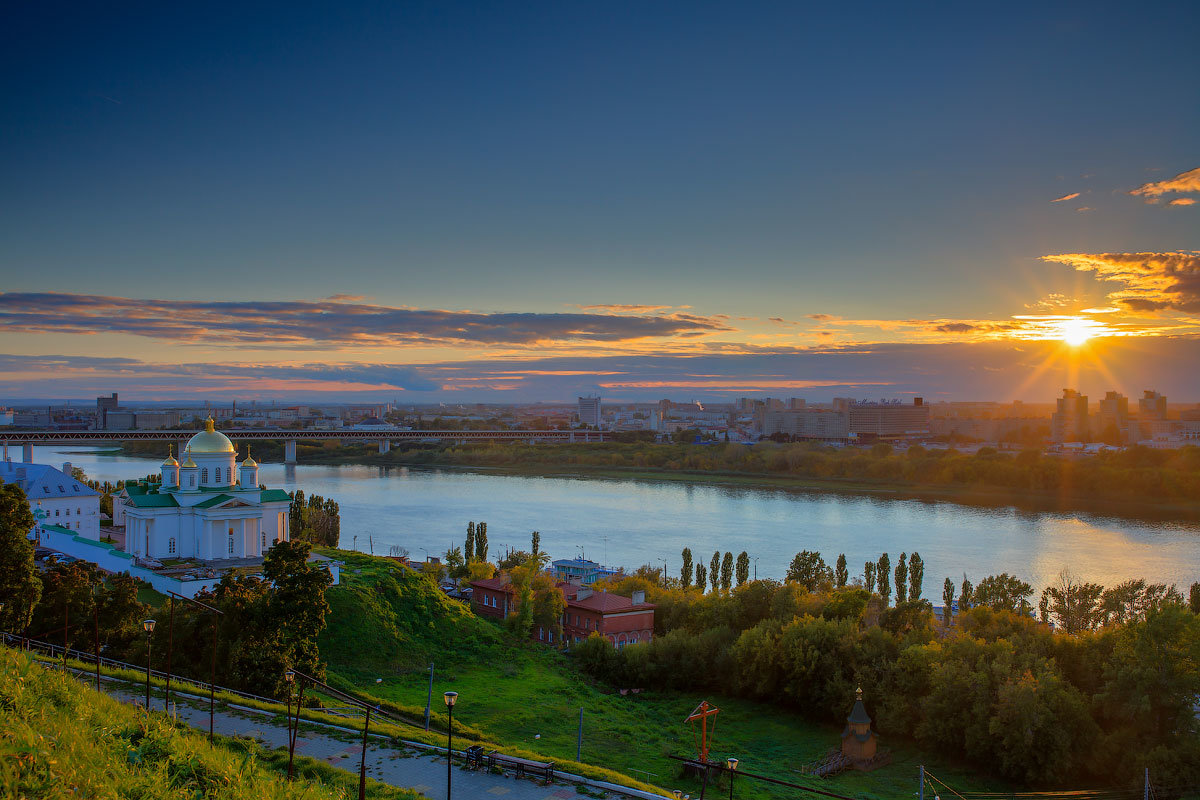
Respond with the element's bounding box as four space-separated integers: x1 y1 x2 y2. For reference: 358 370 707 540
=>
0 460 101 539
578 396 602 427
112 418 292 562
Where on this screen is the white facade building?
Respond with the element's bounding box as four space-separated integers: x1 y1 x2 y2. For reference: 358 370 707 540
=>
112 418 292 562
0 460 101 539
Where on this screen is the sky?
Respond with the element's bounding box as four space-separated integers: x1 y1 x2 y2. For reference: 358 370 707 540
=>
1 1 1198 403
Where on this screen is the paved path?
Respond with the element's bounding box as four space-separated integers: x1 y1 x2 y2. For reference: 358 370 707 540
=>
96 677 615 800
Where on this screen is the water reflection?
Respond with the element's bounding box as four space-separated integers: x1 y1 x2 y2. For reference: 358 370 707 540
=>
35 446 1200 594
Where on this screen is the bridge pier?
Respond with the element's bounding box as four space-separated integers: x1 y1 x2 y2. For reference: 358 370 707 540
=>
569 431 575 443
378 440 390 455
284 440 297 464
23 442 34 463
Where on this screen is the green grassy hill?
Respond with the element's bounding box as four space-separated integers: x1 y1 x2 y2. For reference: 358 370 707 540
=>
0 646 423 800
318 550 1002 800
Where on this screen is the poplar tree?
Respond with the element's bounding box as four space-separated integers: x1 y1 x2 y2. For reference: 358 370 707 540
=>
1191 582 1200 614
864 562 876 594
895 552 908 603
465 522 476 562
696 564 707 592
531 530 540 557
476 522 488 562
681 547 694 588
908 551 924 600
942 578 955 625
960 574 974 610
877 553 891 605
835 554 848 588
735 551 750 586
710 551 720 593
720 552 733 592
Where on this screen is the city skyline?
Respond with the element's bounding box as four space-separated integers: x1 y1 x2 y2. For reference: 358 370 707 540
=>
2 3 1198 401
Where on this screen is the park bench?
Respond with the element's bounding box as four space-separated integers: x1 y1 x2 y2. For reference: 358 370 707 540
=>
485 751 555 782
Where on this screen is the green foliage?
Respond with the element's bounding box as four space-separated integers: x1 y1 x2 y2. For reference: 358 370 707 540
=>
942 578 956 625
719 551 733 593
288 490 341 547
864 561 876 594
1191 582 1200 614
877 553 891 605
680 547 693 588
894 552 908 604
908 551 924 601
708 551 720 593
0 481 40 632
961 575 974 610
475 522 489 562
834 553 848 588
465 521 475 561
735 550 750 586
695 563 706 592
975 573 1034 614
0 647 420 800
785 550 832 591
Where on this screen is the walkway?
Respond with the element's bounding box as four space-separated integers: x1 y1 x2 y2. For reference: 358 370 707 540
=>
95 676 626 800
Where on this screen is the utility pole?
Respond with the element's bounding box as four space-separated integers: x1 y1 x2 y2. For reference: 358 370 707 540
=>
919 765 924 800
1144 767 1149 800
576 707 584 761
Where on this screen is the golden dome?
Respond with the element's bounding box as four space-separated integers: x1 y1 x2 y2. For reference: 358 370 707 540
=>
187 416 235 454
181 446 197 469
240 446 258 468
162 445 179 467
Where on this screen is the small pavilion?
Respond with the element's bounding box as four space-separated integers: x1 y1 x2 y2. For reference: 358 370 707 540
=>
840 687 878 765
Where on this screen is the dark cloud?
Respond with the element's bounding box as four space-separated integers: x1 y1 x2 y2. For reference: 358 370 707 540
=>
1041 252 1200 313
0 293 732 348
935 322 976 333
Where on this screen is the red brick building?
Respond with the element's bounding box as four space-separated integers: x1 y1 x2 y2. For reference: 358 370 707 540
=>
469 576 655 648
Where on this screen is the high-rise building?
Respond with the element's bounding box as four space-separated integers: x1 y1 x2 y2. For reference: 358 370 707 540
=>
1138 390 1167 420
1051 389 1089 443
578 396 601 427
96 393 118 428
1097 391 1131 443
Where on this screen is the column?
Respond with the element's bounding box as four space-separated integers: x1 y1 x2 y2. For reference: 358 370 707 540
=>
284 439 297 464
378 440 390 454
22 442 33 462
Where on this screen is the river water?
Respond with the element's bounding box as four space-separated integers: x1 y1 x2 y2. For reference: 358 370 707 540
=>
30 445 1200 595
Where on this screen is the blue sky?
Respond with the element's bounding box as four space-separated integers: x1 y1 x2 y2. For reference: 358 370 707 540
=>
1 2 1198 401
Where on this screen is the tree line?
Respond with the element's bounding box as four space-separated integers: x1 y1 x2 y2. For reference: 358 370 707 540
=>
0 480 334 700
288 490 341 547
573 548 1200 791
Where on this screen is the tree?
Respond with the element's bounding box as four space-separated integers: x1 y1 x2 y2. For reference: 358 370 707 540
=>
1040 569 1104 634
942 578 955 625
835 554 848 588
696 564 707 592
786 551 832 591
681 547 693 588
894 552 908 604
1191 583 1200 614
465 522 476 562
506 582 534 639
710 551 720 594
31 561 97 652
877 553 891 606
531 530 541 558
262 539 333 681
476 522 488 562
530 572 566 641
720 552 733 593
974 573 1034 614
960 574 973 611
864 562 876 594
735 551 750 587
288 490 307 540
908 551 924 601
443 546 466 580
0 482 41 634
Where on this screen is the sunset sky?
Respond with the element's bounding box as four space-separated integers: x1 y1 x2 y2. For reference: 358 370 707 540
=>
2 2 1198 402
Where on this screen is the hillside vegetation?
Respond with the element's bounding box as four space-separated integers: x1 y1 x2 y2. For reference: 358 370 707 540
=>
317 551 1006 800
0 647 421 800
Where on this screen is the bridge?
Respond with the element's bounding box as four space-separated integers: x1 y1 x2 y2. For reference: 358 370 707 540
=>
2 428 612 464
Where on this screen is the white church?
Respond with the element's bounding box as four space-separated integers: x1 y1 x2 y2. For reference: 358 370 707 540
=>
112 418 293 561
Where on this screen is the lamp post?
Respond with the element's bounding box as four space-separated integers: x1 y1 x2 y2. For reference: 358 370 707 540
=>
142 618 156 710
285 670 302 779
726 758 738 800
443 691 458 800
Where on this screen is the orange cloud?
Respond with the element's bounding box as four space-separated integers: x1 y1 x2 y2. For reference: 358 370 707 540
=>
1051 192 1081 202
1041 252 1200 313
1169 198 1196 206
1130 166 1200 201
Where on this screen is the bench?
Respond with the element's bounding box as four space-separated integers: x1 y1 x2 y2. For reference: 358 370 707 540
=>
485 751 555 782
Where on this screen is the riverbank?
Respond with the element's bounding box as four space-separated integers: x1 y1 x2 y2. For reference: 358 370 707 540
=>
118 439 1200 524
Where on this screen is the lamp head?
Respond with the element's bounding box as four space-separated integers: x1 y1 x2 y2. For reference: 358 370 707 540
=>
142 618 156 633
443 691 458 708
284 671 295 684
726 757 739 771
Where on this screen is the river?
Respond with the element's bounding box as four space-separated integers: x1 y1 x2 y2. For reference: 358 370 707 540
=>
29 445 1200 595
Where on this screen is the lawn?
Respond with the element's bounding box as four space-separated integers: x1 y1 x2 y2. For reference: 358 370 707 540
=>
319 550 1006 800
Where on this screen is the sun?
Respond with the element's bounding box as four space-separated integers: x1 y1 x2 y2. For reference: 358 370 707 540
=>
1058 318 1093 346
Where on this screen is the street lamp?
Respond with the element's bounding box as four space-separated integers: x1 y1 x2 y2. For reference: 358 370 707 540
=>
726 757 739 799
142 619 156 710
443 691 458 800
284 670 304 779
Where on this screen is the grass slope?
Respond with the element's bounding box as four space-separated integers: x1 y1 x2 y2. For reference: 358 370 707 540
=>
0 646 422 800
319 550 1006 800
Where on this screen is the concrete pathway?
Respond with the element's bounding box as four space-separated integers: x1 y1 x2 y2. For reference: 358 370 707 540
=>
96 677 615 800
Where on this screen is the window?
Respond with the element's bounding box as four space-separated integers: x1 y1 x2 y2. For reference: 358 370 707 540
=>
168 538 176 554
261 531 267 547
54 509 59 516
77 507 81 515
228 535 234 554
201 468 209 483
65 508 70 516
189 475 195 488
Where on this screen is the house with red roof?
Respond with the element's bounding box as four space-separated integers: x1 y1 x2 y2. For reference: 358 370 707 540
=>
469 575 655 648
